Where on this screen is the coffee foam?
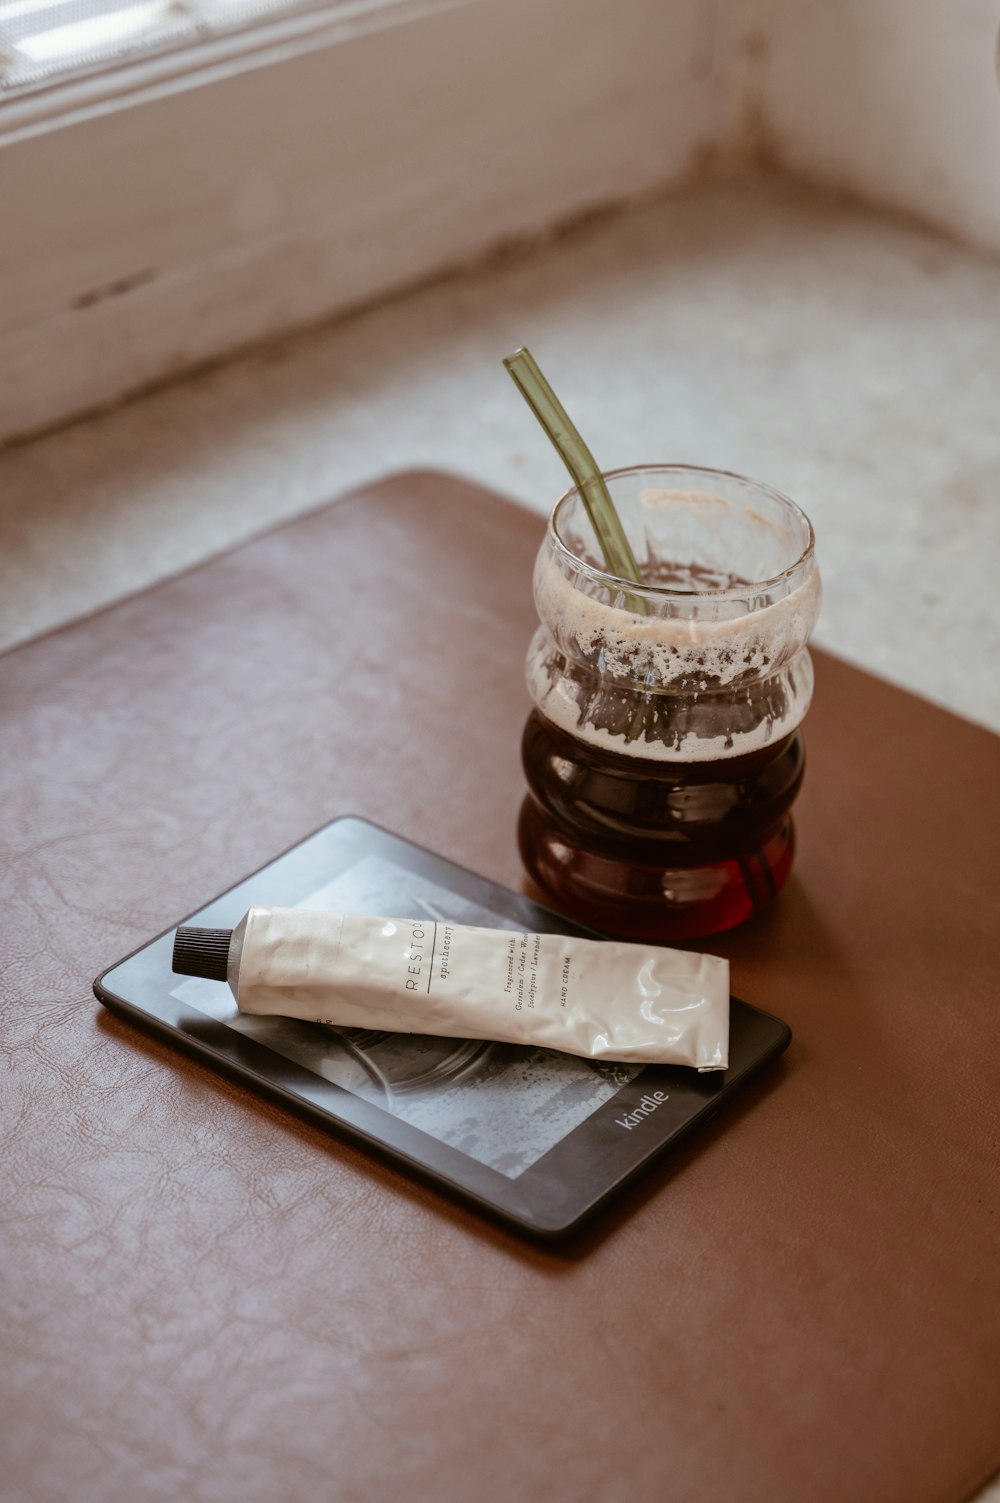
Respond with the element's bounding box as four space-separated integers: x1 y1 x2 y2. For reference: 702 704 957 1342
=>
529 547 821 762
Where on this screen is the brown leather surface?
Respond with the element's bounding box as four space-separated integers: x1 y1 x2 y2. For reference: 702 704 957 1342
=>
2 470 999 1503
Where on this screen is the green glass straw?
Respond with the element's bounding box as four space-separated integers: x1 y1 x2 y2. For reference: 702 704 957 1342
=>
503 346 647 609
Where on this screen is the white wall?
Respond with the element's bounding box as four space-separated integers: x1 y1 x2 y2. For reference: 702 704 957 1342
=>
0 0 737 444
762 0 1000 257
4 0 1000 447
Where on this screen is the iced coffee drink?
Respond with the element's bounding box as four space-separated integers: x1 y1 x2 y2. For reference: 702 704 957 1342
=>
519 465 821 940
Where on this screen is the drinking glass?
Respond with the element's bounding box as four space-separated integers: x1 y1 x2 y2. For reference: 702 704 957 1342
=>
519 465 821 940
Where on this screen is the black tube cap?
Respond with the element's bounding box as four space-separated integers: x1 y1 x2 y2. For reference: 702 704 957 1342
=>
172 925 233 982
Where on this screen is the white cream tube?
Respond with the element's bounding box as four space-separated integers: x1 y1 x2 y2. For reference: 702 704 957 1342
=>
174 906 730 1070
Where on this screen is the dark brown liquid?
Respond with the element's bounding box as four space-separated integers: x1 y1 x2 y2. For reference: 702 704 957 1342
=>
519 709 805 941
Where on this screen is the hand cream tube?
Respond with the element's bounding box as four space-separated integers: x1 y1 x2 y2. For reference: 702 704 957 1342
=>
172 906 730 1070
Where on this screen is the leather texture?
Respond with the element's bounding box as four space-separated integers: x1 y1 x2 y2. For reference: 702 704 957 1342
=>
2 471 999 1503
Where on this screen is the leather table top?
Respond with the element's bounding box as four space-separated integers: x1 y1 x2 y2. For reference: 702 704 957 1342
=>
2 471 998 1503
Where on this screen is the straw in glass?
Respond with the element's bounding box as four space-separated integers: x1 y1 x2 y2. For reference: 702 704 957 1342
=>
503 346 647 610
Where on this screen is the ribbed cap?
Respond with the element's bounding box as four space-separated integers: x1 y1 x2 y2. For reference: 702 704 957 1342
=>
172 925 233 982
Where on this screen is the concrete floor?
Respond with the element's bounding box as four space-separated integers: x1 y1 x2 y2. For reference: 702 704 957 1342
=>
2 175 999 739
